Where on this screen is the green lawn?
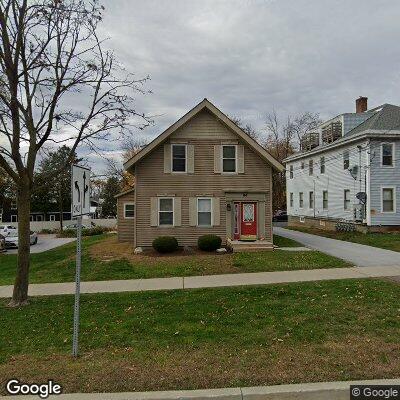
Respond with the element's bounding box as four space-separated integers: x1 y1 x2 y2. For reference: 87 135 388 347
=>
273 234 302 247
289 226 400 252
0 235 350 285
0 279 399 393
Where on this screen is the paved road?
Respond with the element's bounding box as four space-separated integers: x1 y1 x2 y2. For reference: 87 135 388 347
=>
1 265 400 298
5 234 75 254
274 227 400 267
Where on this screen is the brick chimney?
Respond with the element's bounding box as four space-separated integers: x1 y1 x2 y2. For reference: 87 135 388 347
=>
356 96 368 113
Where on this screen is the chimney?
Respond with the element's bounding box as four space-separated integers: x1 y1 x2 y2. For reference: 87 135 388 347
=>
356 96 368 113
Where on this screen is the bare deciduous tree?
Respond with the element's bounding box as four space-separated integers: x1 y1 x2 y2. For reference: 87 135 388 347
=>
0 0 150 306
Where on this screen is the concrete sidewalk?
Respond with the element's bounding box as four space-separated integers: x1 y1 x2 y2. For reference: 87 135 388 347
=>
274 227 400 267
1 265 400 298
7 378 400 399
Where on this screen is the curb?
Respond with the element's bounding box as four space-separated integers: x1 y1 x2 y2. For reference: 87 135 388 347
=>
6 378 400 399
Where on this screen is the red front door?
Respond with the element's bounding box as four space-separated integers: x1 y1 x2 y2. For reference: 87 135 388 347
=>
240 202 257 240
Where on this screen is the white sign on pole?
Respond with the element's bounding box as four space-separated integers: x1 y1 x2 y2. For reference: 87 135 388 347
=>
72 165 91 217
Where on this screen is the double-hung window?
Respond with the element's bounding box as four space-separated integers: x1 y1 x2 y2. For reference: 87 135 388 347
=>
343 151 350 169
320 157 325 174
309 159 313 176
222 145 236 173
124 203 135 219
309 191 314 209
382 188 395 213
290 193 294 208
299 192 304 208
323 190 328 210
158 198 174 226
344 190 350 210
197 198 212 226
172 144 187 172
382 143 394 167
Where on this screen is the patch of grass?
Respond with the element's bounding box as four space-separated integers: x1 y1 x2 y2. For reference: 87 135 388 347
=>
273 234 303 247
0 235 351 285
0 279 399 393
289 226 400 252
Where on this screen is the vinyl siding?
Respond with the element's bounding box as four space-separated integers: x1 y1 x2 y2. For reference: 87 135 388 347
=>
286 140 368 221
117 192 135 242
134 110 273 247
369 139 400 225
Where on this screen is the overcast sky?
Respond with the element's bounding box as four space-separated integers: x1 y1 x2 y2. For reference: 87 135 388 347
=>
4 0 400 174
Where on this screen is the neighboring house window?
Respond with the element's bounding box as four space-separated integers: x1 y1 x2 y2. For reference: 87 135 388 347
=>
323 190 328 210
309 191 314 209
290 193 293 208
11 200 17 209
222 145 236 173
172 144 187 172
320 157 325 174
158 198 174 225
344 190 351 210
382 143 394 167
124 203 135 219
382 188 395 213
50 215 56 221
197 198 212 226
343 151 350 169
36 215 43 221
301 162 304 170
289 165 293 179
299 192 304 208
309 159 313 176
11 215 17 222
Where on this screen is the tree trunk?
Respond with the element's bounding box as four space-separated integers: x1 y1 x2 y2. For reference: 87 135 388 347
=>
9 183 31 307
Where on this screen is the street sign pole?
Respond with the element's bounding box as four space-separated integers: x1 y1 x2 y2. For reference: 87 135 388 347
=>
72 215 82 357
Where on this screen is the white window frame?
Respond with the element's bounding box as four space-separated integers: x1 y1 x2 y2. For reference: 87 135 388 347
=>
344 190 351 210
320 156 325 174
289 192 293 208
221 144 237 174
381 143 395 168
299 192 304 209
197 197 213 227
343 151 350 169
309 191 314 209
50 215 56 221
171 144 187 173
309 159 313 176
123 202 135 219
11 215 17 222
322 190 328 210
158 197 174 226
381 186 396 213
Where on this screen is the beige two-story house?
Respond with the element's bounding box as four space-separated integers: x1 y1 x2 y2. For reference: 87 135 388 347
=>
116 99 283 251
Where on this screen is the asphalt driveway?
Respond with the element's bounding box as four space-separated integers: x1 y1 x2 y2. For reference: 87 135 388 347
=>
274 227 400 267
5 234 75 254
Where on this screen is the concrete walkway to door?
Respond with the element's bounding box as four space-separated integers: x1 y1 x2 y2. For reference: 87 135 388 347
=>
274 227 400 267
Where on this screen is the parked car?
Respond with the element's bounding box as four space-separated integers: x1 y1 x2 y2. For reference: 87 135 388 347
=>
63 221 96 230
4 231 38 249
0 225 17 236
273 210 288 222
0 234 5 253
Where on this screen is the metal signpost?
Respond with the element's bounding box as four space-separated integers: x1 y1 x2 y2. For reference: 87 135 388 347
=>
71 165 91 357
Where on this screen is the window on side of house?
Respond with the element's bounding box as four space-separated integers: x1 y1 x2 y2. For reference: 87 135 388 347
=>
222 145 236 173
344 190 350 210
290 193 294 208
301 162 304 170
343 151 350 169
309 191 314 209
382 143 394 167
309 159 313 176
382 188 395 212
323 190 328 210
197 198 212 226
320 156 325 174
158 198 174 226
289 165 293 179
172 144 187 172
50 215 56 221
124 203 135 219
299 192 304 208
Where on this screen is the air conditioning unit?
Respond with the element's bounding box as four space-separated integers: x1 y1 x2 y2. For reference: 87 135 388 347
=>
353 204 364 222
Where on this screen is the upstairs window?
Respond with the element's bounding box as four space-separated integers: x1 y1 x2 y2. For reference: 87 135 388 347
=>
309 159 313 176
158 198 174 226
382 143 394 167
343 151 350 169
222 145 236 173
323 190 328 210
301 162 305 170
320 157 325 174
289 165 293 179
197 198 212 226
172 144 187 172
299 192 304 208
344 190 350 210
382 188 395 212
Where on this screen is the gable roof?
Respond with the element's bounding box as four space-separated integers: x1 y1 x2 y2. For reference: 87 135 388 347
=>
124 99 284 172
114 187 134 199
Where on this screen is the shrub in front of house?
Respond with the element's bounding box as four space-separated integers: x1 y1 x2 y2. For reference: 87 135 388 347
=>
197 234 222 251
152 236 179 253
